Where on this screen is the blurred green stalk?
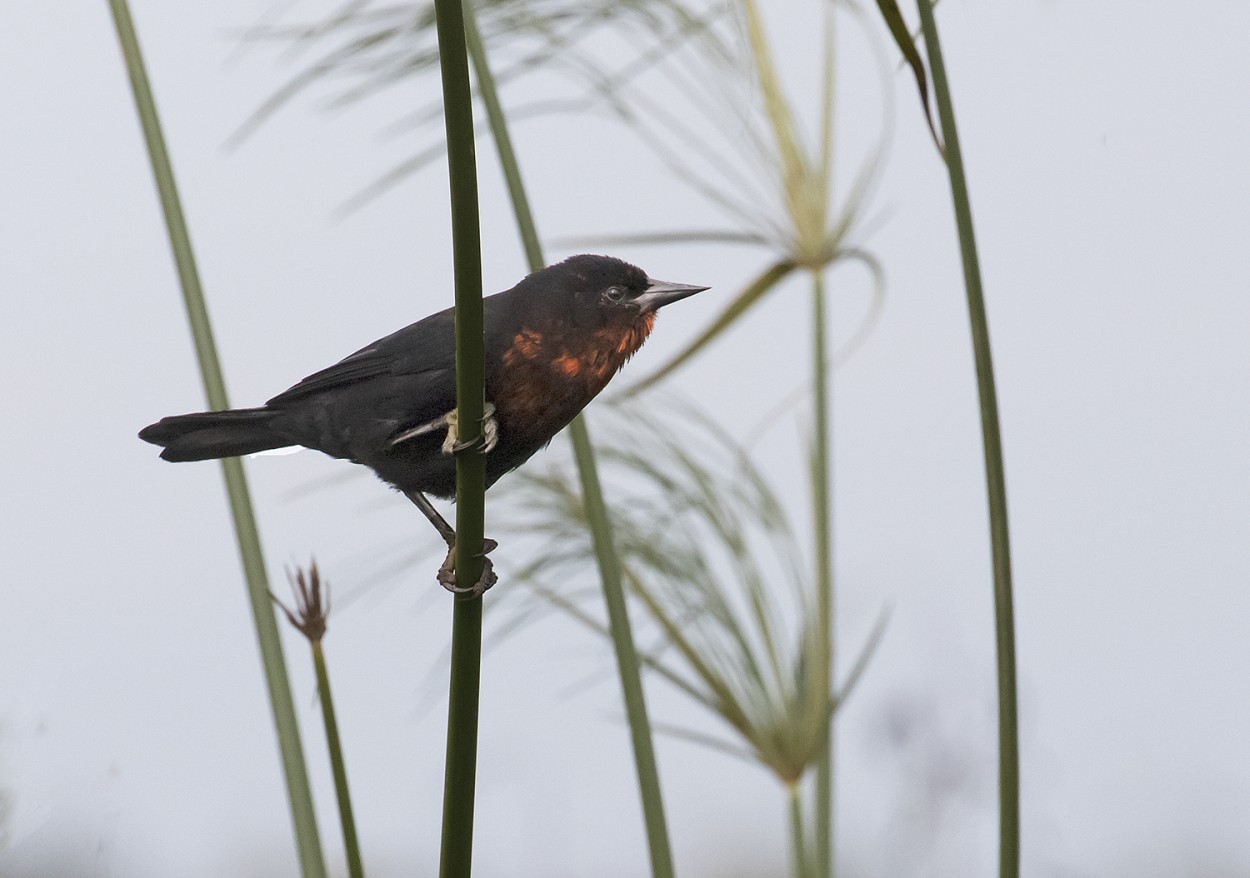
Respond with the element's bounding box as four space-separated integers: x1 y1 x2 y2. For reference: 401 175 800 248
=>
788 783 810 878
105 3 326 876
433 0 487 875
914 2 1020 875
809 270 834 878
462 8 676 878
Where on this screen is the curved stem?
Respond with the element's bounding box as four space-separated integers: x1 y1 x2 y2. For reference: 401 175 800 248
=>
914 3 1020 875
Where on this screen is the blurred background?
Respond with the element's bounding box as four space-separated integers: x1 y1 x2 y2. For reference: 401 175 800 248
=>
2 1 1248 875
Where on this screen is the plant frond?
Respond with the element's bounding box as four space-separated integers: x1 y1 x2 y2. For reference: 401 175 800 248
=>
490 397 880 784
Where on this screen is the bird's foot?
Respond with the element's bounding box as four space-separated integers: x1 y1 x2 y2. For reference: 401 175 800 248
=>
403 490 499 598
436 538 499 598
441 402 498 455
388 403 497 454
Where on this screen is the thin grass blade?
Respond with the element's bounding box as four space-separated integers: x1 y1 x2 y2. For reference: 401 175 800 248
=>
869 0 943 153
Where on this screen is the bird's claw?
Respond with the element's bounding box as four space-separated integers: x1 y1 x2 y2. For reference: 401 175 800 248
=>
390 404 498 454
437 538 499 598
442 403 498 456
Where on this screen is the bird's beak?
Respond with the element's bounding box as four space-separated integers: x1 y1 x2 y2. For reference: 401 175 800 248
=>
634 277 710 313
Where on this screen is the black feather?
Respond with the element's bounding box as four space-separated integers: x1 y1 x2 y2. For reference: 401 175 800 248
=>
139 409 286 461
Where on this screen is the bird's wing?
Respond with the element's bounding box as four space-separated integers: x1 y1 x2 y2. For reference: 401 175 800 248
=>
266 306 457 405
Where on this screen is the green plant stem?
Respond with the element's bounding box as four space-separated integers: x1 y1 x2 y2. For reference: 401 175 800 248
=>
433 2 486 877
105 4 326 876
568 418 676 878
439 597 483 878
788 783 809 878
810 270 834 878
463 8 676 878
311 641 364 878
914 3 1020 875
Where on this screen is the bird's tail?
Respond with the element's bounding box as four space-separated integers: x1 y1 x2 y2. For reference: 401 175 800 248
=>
139 408 290 462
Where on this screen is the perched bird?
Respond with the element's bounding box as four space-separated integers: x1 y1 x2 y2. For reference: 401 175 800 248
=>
140 254 707 593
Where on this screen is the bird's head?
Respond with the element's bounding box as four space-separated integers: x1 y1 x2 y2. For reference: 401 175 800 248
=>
524 254 708 329
499 255 708 384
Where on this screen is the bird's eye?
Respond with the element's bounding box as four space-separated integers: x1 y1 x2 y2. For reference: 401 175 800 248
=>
604 286 627 303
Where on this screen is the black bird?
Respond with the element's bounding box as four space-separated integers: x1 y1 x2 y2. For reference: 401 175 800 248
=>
140 254 707 593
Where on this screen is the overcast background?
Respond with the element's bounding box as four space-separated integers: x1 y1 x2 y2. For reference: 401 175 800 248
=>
2 1 1248 876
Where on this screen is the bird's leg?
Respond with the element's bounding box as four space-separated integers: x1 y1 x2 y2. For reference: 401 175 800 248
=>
399 403 499 596
403 489 498 598
404 489 456 544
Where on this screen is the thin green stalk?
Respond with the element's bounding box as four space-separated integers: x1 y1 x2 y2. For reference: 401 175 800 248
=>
463 8 676 878
810 270 834 878
438 596 483 878
914 3 1019 875
106 4 326 876
432 0 486 876
312 642 364 878
788 783 809 878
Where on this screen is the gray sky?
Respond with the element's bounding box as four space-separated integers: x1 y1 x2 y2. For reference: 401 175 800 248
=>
2 1 1248 876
